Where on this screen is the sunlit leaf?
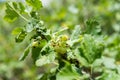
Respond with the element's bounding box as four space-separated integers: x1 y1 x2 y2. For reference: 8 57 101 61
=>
19 45 31 61
18 2 25 14
79 34 104 63
36 52 55 67
26 0 43 10
97 71 120 80
15 31 27 43
85 18 101 35
70 25 81 40
12 27 23 35
32 47 41 63
56 64 80 80
4 3 19 22
26 22 34 32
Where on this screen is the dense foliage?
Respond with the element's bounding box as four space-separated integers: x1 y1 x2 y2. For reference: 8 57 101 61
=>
0 0 120 80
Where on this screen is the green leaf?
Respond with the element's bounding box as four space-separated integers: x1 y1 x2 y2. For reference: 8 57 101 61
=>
44 30 51 41
116 53 120 61
31 39 48 63
32 47 41 63
19 45 30 61
56 64 80 80
36 52 58 73
26 0 43 10
18 2 25 14
39 73 49 80
70 25 81 40
102 57 116 69
4 2 26 22
74 48 89 66
79 34 104 63
4 3 19 22
25 19 40 32
97 71 120 80
12 2 25 14
30 11 38 18
36 53 55 67
117 66 120 74
39 39 47 48
12 27 23 35
15 31 27 43
26 22 34 32
12 2 18 10
85 18 101 35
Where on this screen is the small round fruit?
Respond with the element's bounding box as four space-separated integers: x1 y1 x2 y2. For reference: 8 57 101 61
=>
32 41 39 48
54 46 67 54
60 35 69 41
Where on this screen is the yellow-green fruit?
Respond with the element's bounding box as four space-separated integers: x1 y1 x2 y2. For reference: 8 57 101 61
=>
79 35 83 41
60 35 68 41
32 41 39 47
54 46 67 54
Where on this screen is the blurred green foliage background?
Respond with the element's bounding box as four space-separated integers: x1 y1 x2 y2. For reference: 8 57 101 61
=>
0 0 120 80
